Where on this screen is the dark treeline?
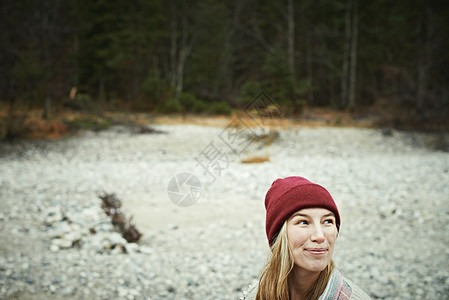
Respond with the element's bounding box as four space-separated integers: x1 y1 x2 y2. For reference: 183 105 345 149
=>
1 0 448 117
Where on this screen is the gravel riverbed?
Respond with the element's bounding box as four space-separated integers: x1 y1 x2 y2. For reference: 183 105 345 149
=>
0 123 448 300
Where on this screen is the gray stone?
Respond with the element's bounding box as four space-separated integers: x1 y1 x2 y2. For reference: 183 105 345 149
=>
51 238 72 249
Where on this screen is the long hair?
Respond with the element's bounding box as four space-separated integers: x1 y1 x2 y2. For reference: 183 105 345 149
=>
256 222 335 300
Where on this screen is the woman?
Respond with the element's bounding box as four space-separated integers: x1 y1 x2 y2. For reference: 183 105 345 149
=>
243 176 370 300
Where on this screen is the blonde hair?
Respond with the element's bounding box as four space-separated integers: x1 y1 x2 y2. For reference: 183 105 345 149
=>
256 222 335 300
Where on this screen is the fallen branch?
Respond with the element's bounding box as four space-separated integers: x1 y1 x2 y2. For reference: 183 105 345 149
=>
99 193 142 243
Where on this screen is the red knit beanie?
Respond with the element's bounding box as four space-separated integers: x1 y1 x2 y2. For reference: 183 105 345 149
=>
265 176 340 246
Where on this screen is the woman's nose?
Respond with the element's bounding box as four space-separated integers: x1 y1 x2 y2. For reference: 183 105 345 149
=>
310 226 325 243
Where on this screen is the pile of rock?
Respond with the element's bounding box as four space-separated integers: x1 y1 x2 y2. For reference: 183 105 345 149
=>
44 201 150 255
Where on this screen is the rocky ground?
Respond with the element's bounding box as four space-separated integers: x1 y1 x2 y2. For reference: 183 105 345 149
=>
0 121 448 300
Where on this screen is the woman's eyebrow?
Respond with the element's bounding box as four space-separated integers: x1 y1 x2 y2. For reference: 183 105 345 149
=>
291 212 336 219
291 213 309 218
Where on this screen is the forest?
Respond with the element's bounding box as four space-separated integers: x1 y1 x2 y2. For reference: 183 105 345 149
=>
1 0 448 127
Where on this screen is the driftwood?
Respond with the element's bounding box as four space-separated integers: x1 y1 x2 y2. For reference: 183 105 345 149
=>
99 193 142 243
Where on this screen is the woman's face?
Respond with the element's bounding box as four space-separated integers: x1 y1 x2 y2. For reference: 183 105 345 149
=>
286 208 338 276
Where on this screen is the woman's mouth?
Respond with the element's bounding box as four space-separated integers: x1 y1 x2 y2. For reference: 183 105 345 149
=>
305 248 327 255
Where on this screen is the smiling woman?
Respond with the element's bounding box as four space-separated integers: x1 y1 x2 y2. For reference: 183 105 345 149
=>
243 176 370 300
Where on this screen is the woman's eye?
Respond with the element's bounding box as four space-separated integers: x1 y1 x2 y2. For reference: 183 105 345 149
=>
324 219 335 224
296 220 308 225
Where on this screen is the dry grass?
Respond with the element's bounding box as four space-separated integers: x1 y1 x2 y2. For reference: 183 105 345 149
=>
25 118 69 139
6 105 435 141
240 156 270 164
148 108 380 129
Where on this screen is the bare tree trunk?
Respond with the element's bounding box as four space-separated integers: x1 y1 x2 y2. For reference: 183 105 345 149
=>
348 0 358 109
341 0 358 109
170 0 195 102
213 0 244 98
99 75 105 102
73 35 80 88
41 3 51 118
42 96 51 119
174 1 193 102
416 5 433 110
306 32 314 104
341 0 351 109
170 0 178 89
287 0 295 100
175 48 190 101
329 67 335 108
